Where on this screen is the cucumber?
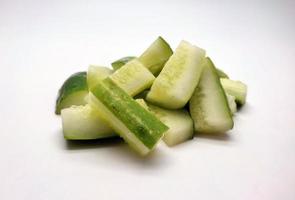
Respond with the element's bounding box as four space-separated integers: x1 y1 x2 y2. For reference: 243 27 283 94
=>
147 104 194 146
87 66 113 91
89 78 168 155
111 56 136 70
189 58 233 133
220 78 247 105
61 105 115 140
55 72 88 114
146 40 206 109
139 36 173 75
226 94 237 114
109 59 155 97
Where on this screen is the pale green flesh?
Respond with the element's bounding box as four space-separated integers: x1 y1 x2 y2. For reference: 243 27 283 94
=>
148 104 194 146
226 94 237 114
216 68 229 79
189 58 233 133
139 36 173 75
61 105 115 140
89 78 168 155
87 66 113 91
110 59 155 97
147 40 206 109
57 91 88 114
220 78 247 105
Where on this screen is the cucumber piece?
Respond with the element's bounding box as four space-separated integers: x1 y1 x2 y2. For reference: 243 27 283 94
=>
139 36 173 75
189 58 233 133
146 40 206 109
220 78 247 105
89 78 168 155
61 105 115 140
55 72 88 114
87 66 113 91
109 59 155 97
216 68 229 79
226 94 237 114
111 56 136 70
148 104 194 146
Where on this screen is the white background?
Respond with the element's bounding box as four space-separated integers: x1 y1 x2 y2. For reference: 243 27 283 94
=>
1 0 295 199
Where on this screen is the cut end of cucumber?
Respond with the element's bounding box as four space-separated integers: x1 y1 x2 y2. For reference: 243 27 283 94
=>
139 36 173 75
146 40 206 109
61 104 115 140
111 56 136 70
55 72 88 114
226 94 237 115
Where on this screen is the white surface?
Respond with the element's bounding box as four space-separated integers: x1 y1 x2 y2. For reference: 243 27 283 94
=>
1 0 295 199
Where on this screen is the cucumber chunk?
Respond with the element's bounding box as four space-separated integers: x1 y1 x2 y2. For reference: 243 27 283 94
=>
220 78 247 105
55 72 88 114
146 40 206 109
87 66 113 91
148 104 194 146
111 56 136 70
189 58 233 133
110 59 155 97
61 105 115 140
139 36 173 75
89 78 168 155
226 94 237 114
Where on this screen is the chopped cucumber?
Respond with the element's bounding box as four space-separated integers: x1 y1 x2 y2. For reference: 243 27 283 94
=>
148 104 194 146
109 59 155 97
220 78 247 105
55 72 88 114
89 78 168 155
61 105 115 140
216 68 229 79
226 94 237 114
146 40 206 109
111 56 136 70
87 66 113 91
139 36 173 75
189 58 233 133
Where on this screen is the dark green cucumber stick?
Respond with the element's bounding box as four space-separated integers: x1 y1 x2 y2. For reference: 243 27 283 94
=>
90 78 168 155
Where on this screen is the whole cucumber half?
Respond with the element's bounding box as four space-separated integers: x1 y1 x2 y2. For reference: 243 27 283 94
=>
55 72 88 114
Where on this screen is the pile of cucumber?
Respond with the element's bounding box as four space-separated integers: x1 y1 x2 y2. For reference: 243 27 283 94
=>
55 37 247 156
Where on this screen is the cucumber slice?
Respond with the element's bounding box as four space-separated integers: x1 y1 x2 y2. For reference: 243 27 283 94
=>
146 40 206 109
220 78 247 105
111 56 136 70
55 72 88 114
226 94 237 114
61 105 115 140
87 66 113 91
139 36 173 75
189 58 233 133
109 59 155 97
216 68 229 79
148 104 194 146
89 78 168 155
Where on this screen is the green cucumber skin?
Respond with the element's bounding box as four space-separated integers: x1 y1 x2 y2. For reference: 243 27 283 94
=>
61 105 115 140
87 66 113 91
110 59 155 97
55 72 88 114
146 40 206 109
139 36 173 75
91 78 168 153
111 56 136 70
189 58 233 134
220 78 247 105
